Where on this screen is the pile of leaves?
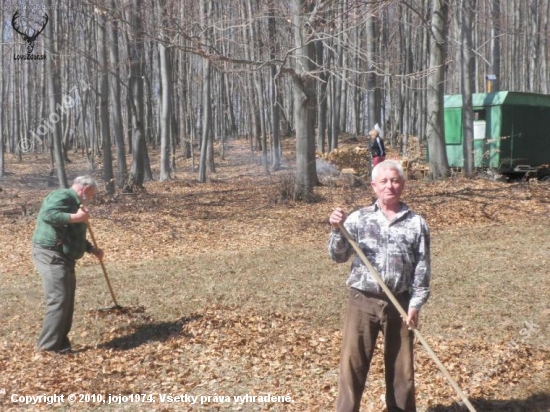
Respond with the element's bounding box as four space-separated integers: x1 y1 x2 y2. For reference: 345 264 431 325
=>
317 146 370 176
315 137 430 180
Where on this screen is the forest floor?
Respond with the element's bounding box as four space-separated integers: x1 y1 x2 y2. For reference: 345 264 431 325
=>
0 136 549 411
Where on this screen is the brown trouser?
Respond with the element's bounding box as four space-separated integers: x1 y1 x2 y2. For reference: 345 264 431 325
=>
336 288 416 412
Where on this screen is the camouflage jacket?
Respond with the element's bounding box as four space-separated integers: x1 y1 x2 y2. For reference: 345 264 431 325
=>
328 201 430 310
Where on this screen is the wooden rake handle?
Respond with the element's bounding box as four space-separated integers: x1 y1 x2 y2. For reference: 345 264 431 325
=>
86 220 120 308
337 224 477 412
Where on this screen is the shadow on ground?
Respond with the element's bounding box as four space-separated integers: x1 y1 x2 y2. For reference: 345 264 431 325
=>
427 392 550 412
98 315 202 350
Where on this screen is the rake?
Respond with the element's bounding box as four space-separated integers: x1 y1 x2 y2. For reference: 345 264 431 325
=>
338 223 477 412
86 220 122 310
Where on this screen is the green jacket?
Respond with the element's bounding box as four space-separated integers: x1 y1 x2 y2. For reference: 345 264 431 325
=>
32 188 92 260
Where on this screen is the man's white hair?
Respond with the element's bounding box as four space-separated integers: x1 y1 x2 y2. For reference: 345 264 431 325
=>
73 175 98 190
371 160 405 181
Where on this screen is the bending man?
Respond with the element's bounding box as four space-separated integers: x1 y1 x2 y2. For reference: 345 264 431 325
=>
32 175 103 353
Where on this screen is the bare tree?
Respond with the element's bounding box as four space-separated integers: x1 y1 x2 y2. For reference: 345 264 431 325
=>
490 0 501 91
0 5 4 178
158 0 172 181
366 8 379 130
315 37 328 154
291 0 318 201
268 0 282 169
459 0 475 176
126 0 148 190
45 0 68 187
108 0 128 188
198 0 213 183
528 0 539 90
426 0 450 179
540 0 549 94
96 7 114 194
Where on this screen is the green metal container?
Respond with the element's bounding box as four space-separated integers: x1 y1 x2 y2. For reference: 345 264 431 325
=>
443 91 550 171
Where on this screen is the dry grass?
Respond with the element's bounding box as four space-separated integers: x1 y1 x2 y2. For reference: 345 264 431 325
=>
0 137 549 411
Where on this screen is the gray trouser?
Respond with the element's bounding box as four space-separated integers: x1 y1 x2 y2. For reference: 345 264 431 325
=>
32 244 76 352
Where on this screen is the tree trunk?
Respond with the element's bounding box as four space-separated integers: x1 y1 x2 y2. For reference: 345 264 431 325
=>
268 2 281 170
126 0 147 190
426 0 450 180
0 5 3 177
97 11 114 194
353 17 362 136
224 70 237 138
198 0 212 183
0 117 3 178
490 0 501 91
15 68 22 162
180 52 191 159
418 2 429 143
109 0 128 188
45 0 68 187
316 39 328 154
366 12 378 128
158 0 172 181
332 67 341 147
329 78 338 150
528 0 539 91
257 72 269 175
291 0 318 201
460 0 475 176
541 0 549 94
171 98 178 170
198 61 212 182
245 0 269 175
512 1 521 90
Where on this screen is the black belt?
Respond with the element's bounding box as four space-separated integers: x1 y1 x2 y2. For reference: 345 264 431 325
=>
34 243 63 252
353 288 410 301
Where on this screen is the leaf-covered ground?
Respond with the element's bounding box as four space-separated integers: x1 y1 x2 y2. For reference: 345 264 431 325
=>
0 138 549 411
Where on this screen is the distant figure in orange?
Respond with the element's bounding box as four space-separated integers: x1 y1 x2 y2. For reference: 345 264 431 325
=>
369 129 386 166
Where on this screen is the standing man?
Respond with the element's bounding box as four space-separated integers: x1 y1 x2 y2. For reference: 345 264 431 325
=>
369 129 386 166
32 175 103 353
328 160 430 412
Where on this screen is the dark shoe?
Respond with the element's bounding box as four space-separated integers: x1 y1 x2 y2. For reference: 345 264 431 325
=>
57 347 77 355
35 347 76 356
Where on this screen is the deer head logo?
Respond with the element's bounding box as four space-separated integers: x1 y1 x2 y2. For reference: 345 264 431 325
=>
12 11 49 55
